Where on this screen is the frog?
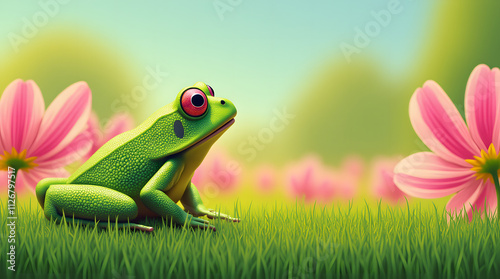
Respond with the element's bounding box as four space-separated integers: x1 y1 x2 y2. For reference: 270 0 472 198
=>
35 82 238 232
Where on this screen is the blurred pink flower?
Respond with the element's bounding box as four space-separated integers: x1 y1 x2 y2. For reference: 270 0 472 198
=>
337 156 364 199
82 112 135 161
286 156 324 202
394 64 500 220
192 149 241 194
341 155 364 178
0 79 92 193
371 157 408 204
255 165 276 192
286 155 360 204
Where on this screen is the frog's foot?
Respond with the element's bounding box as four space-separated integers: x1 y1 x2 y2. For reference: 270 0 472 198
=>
186 215 216 231
205 209 240 222
184 205 239 222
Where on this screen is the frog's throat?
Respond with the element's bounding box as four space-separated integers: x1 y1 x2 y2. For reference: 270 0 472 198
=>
189 118 235 150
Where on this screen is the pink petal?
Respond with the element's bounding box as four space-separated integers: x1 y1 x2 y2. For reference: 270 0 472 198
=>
371 157 402 199
410 81 479 167
0 79 45 152
0 131 4 152
465 64 500 150
87 111 103 146
103 113 135 143
0 171 6 190
19 167 69 194
29 82 92 160
446 180 484 221
36 131 93 168
373 162 407 203
80 111 102 161
381 170 404 200
472 180 498 218
394 152 475 198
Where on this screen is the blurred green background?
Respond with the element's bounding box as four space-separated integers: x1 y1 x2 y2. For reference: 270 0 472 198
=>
1 1 499 206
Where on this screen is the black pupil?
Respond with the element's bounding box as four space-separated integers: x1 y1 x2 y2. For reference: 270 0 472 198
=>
192 94 204 107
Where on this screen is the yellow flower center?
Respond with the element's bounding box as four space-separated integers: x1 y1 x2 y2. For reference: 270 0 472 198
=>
465 144 500 183
0 147 38 171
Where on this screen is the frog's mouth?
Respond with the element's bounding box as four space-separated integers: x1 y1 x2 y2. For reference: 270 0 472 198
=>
190 118 235 148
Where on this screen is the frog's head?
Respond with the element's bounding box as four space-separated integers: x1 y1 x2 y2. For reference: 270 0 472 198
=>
145 82 236 158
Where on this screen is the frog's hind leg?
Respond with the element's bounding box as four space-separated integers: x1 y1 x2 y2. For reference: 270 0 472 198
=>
43 184 154 232
36 177 67 209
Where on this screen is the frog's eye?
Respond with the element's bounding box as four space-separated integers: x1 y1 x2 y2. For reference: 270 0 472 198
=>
181 88 207 117
207 85 215 97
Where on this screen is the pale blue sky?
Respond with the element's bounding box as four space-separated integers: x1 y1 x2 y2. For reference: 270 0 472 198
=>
0 0 432 125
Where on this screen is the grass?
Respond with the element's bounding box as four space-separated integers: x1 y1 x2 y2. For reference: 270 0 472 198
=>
1 198 500 279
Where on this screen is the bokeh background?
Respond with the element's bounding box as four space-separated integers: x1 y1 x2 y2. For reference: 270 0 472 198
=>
1 1 500 209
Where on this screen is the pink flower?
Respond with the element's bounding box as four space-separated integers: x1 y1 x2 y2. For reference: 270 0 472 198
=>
341 156 364 179
286 155 359 204
394 64 500 220
82 112 135 161
371 157 408 204
192 149 241 195
286 156 325 202
0 79 92 193
255 164 276 192
337 156 364 199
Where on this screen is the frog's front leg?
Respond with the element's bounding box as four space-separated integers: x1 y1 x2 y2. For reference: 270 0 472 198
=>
181 182 240 222
37 180 154 232
139 158 215 231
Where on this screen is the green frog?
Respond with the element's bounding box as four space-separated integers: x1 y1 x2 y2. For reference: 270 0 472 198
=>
36 82 238 232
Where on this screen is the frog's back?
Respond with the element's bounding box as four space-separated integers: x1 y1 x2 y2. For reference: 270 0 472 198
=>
68 104 180 197
69 132 165 196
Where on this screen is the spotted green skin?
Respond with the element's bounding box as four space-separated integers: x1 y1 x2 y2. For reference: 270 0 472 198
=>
35 82 238 232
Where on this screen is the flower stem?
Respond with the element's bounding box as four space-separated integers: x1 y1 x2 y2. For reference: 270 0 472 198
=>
492 171 500 221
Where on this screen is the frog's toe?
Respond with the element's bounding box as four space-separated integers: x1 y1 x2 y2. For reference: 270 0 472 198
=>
206 210 240 222
198 224 216 232
188 219 216 231
192 217 209 224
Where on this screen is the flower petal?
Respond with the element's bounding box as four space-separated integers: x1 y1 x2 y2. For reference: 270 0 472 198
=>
0 79 45 152
0 132 4 152
80 111 103 162
410 81 479 167
21 167 70 193
29 81 91 160
103 113 135 143
472 180 498 218
0 170 6 190
372 158 408 204
35 131 93 168
465 64 500 151
394 152 475 198
446 179 484 221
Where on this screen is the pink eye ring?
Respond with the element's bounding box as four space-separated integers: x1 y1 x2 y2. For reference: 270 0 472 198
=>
207 85 215 97
181 88 208 117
